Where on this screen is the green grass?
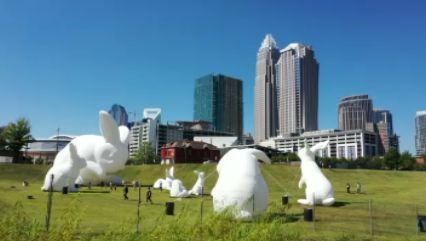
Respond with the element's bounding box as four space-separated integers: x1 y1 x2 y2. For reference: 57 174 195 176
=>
1 163 426 240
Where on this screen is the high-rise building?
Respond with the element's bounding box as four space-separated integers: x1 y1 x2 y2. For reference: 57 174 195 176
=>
128 108 161 158
373 109 393 135
254 34 280 143
194 73 243 142
275 43 319 136
108 104 128 126
415 111 426 156
338 95 373 131
373 109 398 154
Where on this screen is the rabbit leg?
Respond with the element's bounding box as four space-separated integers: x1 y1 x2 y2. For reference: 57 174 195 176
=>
297 199 311 205
298 176 305 189
322 197 335 206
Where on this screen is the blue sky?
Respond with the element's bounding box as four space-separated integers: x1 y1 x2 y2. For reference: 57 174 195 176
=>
1 0 425 153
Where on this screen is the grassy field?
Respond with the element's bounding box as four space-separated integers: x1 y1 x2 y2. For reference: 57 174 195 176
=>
1 163 426 240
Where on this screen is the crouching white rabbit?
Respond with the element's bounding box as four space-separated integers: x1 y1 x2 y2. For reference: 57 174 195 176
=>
297 141 335 206
188 171 205 196
67 111 129 184
41 143 86 191
211 148 271 218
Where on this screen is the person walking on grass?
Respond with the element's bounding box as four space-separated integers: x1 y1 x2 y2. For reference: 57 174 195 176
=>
356 182 361 194
123 185 129 200
346 183 351 194
146 187 153 204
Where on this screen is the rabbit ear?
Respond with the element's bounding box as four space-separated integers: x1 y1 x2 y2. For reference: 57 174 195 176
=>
118 126 130 145
69 143 78 159
99 111 120 144
310 140 329 153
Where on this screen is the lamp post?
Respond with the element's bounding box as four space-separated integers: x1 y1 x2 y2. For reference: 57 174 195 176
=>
56 128 60 154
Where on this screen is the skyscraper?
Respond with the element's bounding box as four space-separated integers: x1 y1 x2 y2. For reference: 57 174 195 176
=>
373 109 399 154
338 95 373 131
415 111 426 156
108 104 128 126
194 74 243 142
254 34 280 143
275 43 319 136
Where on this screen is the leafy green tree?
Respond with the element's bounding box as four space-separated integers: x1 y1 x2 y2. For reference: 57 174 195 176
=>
399 151 415 170
0 126 6 151
1 118 33 162
384 147 401 170
130 142 157 165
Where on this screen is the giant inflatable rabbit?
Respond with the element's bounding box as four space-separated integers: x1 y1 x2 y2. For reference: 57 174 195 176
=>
41 143 86 191
297 141 335 206
73 111 130 184
211 148 271 218
42 111 130 190
153 166 175 190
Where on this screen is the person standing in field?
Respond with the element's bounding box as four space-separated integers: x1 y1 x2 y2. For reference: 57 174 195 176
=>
346 183 351 194
123 185 129 200
146 187 153 204
356 182 361 194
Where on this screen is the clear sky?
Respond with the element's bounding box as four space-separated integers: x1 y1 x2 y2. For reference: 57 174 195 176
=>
1 0 425 153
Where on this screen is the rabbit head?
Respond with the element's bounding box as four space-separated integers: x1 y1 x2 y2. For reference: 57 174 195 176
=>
298 140 329 162
94 111 130 173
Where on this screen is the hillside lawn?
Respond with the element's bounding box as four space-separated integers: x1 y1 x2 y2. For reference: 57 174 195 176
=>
1 163 426 240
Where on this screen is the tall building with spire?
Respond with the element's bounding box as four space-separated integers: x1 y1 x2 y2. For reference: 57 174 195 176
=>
275 43 319 136
254 34 280 143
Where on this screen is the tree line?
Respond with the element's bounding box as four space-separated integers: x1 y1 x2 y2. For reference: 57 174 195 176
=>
270 147 425 171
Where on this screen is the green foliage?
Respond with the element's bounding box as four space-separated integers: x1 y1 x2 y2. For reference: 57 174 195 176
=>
0 118 33 162
129 142 158 165
399 151 415 170
383 148 401 170
271 152 300 163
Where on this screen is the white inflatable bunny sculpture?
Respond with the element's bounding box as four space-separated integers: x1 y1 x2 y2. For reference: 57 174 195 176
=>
42 111 130 189
188 171 205 196
153 166 175 190
297 141 335 206
41 143 86 191
72 111 130 184
170 179 189 198
211 148 271 218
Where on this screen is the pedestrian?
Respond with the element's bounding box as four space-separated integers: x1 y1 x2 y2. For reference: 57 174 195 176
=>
346 183 351 194
159 182 163 192
123 185 129 200
146 187 153 204
356 182 361 194
109 181 113 191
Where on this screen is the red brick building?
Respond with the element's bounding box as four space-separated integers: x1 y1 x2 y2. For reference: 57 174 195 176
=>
160 140 220 164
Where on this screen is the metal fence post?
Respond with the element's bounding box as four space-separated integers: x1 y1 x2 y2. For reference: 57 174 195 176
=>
45 174 54 232
313 192 316 231
369 199 373 236
137 185 141 233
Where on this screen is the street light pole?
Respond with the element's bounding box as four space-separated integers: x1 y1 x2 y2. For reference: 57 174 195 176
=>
56 128 60 154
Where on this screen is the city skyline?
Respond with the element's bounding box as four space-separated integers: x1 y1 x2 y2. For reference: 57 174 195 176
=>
1 1 426 154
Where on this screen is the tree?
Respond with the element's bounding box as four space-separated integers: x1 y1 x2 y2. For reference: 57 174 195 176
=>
399 151 415 170
0 126 6 151
383 147 401 170
1 118 33 162
130 142 157 165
